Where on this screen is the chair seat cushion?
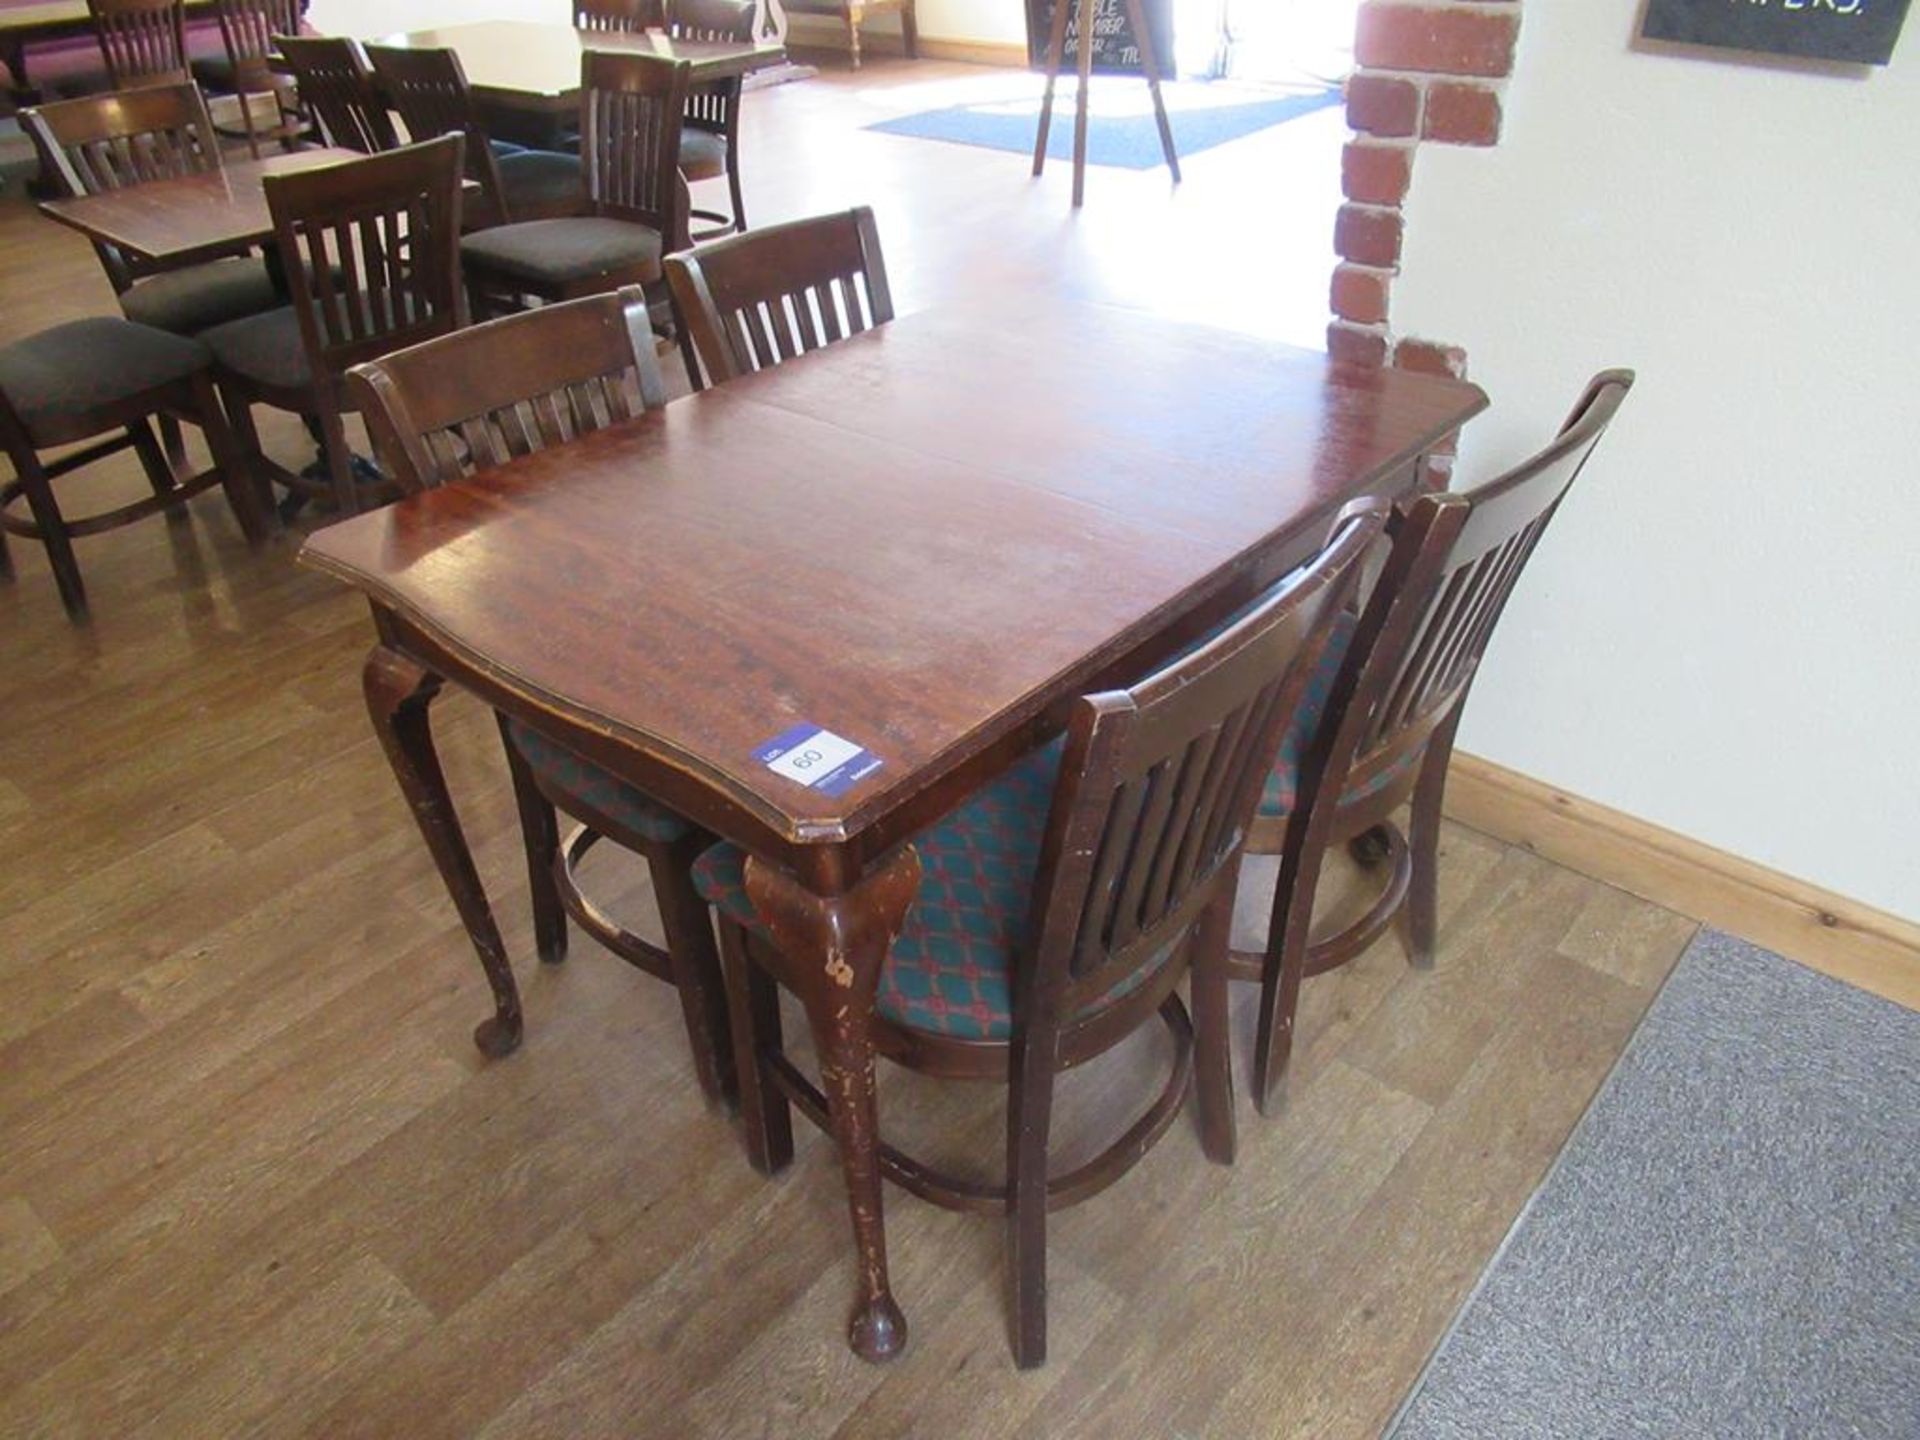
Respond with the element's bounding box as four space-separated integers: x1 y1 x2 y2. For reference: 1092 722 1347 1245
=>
118 254 284 336
459 217 662 288
692 740 1164 1043
496 148 586 219
200 305 311 393
1259 610 1419 819
0 318 210 446
503 718 689 844
189 53 236 91
678 126 727 178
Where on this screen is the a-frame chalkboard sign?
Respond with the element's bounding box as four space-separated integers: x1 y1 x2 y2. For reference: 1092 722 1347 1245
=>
1027 0 1181 206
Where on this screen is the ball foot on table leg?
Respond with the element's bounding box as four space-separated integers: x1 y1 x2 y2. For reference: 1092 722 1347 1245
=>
472 1013 524 1059
848 1295 907 1362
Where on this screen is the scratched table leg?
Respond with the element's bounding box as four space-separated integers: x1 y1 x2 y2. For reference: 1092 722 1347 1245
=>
363 642 523 1059
746 844 922 1362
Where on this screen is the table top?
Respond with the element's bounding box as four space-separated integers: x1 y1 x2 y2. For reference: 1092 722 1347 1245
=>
302 300 1486 852
37 148 367 267
372 21 787 110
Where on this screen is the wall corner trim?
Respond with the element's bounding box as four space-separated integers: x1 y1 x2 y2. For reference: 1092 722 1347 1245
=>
1444 752 1920 1012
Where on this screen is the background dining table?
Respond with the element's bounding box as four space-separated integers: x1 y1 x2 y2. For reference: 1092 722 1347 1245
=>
300 296 1489 1362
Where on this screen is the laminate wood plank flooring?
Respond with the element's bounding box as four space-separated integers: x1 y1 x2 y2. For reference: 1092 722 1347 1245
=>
0 58 1699 1437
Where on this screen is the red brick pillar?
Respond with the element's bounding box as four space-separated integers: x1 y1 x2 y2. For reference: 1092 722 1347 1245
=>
1330 1 1520 465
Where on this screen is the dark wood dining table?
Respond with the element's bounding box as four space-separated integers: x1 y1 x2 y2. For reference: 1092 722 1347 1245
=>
298 297 1488 1363
36 146 370 268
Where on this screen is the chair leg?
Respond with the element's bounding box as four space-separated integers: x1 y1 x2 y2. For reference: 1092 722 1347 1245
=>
722 924 793 1175
314 401 357 516
188 372 271 545
156 411 188 472
128 419 186 522
494 714 568 966
217 381 278 523
1252 821 1329 1115
1006 1019 1056 1369
845 5 863 68
900 0 919 58
12 453 87 619
641 830 737 1107
725 151 747 234
1190 884 1237 1165
1403 708 1463 971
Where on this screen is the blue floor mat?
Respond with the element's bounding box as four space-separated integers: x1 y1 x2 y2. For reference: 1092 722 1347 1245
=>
865 84 1341 170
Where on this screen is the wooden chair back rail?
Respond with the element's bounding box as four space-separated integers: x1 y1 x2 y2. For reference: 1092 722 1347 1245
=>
1029 502 1384 1016
276 35 399 154
364 45 509 223
581 51 690 238
19 83 223 290
666 207 892 388
214 0 297 66
1351 372 1634 763
264 134 467 380
347 287 668 493
89 0 188 86
574 0 666 30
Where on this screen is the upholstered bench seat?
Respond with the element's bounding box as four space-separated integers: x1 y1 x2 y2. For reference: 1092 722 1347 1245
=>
0 317 210 445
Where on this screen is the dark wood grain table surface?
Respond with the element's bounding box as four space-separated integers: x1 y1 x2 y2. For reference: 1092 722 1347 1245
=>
299 297 1488 1363
36 146 370 269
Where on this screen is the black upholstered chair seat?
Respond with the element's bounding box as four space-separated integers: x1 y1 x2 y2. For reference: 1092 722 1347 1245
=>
497 149 586 218
200 306 311 392
118 255 285 336
189 54 237 91
0 318 211 445
460 217 663 287
679 127 727 178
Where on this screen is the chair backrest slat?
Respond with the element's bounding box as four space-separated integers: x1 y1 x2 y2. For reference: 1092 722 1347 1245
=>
20 83 222 291
668 0 753 128
581 51 690 245
214 0 298 66
365 44 513 226
347 286 668 494
575 0 666 29
665 207 893 390
263 134 466 384
1026 504 1385 1022
1334 371 1635 785
89 0 188 88
277 35 399 154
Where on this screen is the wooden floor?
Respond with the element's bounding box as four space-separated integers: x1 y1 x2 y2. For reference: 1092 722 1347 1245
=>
0 59 1700 1438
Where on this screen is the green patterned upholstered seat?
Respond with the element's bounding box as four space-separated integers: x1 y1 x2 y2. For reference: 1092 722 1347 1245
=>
503 717 689 844
1258 610 1418 820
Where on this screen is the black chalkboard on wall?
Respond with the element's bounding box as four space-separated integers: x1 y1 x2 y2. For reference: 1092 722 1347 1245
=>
1641 0 1910 66
1025 0 1175 77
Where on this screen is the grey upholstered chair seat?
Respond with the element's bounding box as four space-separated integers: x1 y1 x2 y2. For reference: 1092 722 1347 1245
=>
459 217 663 287
678 127 727 177
200 306 311 392
118 255 285 336
497 149 586 217
0 318 211 445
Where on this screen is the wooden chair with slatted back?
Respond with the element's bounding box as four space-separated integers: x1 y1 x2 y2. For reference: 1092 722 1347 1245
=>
200 134 467 516
694 501 1386 1366
365 44 584 229
664 206 891 390
573 0 667 30
343 287 735 1102
460 51 690 319
668 0 754 237
274 34 397 154
196 0 308 156
20 84 290 466
1235 371 1636 1110
87 0 189 89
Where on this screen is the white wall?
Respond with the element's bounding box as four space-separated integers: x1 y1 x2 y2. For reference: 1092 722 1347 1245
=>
1394 6 1919 920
